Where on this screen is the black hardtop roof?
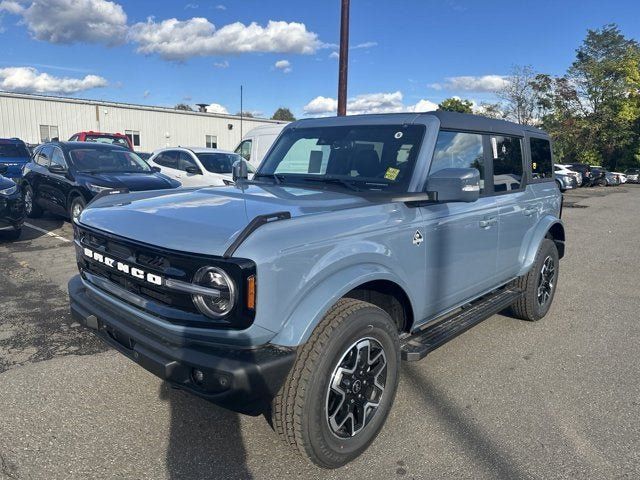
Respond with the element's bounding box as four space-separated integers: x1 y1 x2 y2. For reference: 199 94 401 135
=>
291 111 548 137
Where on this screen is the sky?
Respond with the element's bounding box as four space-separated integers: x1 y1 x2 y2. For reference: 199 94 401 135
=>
0 0 639 119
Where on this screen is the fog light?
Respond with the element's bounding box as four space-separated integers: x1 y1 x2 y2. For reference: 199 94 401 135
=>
192 368 205 385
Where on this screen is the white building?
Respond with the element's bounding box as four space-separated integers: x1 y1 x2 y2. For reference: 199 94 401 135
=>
0 91 285 152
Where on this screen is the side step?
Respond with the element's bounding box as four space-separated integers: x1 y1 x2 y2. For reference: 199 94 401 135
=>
400 288 524 361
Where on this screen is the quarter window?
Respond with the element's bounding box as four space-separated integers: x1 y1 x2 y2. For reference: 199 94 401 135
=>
39 125 59 143
491 136 523 193
430 131 486 193
154 151 178 169
206 135 218 149
125 130 141 147
530 137 553 180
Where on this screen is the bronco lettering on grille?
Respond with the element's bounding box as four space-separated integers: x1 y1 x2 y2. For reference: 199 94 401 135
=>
83 247 163 286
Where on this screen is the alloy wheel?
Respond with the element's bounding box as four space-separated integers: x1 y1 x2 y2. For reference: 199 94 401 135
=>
24 189 32 215
326 338 387 438
537 256 556 307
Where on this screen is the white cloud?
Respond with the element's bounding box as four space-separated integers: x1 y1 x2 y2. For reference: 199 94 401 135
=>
205 102 229 114
213 60 229 68
143 89 150 98
328 51 339 60
429 75 509 92
274 59 292 73
0 66 108 94
214 4 225 10
352 41 377 49
185 2 198 9
129 17 320 61
0 0 128 45
303 91 438 116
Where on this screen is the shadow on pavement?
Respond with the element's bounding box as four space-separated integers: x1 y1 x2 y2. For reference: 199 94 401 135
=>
403 364 527 480
160 382 253 480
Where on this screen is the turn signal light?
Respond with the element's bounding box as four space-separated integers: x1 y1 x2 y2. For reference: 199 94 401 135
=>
247 275 256 310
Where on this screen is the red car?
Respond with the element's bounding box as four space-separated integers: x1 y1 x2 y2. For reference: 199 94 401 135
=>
69 131 133 150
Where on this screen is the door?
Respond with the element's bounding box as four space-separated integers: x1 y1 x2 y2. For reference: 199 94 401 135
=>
152 150 182 182
29 145 53 210
491 135 539 281
46 146 72 216
417 130 499 322
176 151 207 187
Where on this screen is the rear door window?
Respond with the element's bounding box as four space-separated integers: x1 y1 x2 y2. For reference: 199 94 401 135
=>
155 151 178 169
530 137 553 180
36 146 53 167
490 136 523 193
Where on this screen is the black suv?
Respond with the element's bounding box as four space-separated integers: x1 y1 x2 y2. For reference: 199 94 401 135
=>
21 142 180 221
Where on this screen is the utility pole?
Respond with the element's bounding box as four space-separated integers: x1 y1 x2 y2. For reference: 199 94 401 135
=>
337 0 350 116
240 85 244 138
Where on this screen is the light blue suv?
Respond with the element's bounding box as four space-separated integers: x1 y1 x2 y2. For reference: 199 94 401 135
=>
68 112 565 468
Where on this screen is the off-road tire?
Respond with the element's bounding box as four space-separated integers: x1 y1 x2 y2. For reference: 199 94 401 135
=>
271 298 400 469
509 238 559 321
24 185 43 218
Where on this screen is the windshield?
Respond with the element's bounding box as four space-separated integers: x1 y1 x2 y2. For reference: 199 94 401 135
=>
258 125 425 192
84 135 130 148
626 168 640 174
69 148 151 173
0 143 30 159
196 152 243 174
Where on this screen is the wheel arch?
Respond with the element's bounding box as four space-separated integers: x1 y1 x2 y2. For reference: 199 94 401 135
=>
518 215 565 276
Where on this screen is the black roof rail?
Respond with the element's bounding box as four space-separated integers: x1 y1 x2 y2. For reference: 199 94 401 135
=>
223 211 291 258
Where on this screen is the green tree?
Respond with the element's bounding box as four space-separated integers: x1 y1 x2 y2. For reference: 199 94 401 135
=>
437 97 473 113
174 103 193 111
271 107 296 121
235 111 255 118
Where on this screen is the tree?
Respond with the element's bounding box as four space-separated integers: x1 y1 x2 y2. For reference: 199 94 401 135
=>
271 107 296 121
438 97 473 113
174 103 193 111
235 111 255 118
497 65 549 125
477 102 504 119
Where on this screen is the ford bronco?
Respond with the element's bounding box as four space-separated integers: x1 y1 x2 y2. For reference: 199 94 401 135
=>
68 112 564 468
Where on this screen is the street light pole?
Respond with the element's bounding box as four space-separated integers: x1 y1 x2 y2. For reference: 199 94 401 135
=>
337 0 350 116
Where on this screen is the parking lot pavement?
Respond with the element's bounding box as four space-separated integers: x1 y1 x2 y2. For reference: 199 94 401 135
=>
1 187 639 479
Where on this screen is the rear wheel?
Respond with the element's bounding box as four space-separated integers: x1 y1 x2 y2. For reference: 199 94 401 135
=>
69 196 86 222
271 298 400 468
23 185 43 218
509 238 559 321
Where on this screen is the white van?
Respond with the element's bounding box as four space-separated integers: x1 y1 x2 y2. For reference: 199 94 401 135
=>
235 124 286 168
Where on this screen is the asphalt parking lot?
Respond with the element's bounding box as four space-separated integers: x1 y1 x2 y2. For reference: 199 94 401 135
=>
1 186 639 480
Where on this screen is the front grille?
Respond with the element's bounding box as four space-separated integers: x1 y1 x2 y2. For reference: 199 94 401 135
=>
74 224 257 329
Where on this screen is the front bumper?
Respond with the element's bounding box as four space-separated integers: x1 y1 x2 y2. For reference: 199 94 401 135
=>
68 275 295 415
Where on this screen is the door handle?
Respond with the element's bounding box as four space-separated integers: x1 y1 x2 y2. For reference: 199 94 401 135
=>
479 217 498 229
524 207 537 216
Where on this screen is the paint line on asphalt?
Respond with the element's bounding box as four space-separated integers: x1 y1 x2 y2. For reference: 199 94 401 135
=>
23 222 72 243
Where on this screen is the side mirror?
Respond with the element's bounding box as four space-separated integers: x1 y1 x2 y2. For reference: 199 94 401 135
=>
0 164 8 175
185 165 201 175
426 168 480 203
150 166 161 173
48 164 67 175
232 159 249 182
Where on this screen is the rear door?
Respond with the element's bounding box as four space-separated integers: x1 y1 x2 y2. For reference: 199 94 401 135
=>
151 150 182 182
418 130 500 321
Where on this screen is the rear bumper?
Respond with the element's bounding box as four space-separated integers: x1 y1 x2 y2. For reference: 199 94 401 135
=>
68 275 295 415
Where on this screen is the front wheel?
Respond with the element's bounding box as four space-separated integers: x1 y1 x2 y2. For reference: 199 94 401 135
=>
23 185 43 218
271 298 400 468
69 196 86 222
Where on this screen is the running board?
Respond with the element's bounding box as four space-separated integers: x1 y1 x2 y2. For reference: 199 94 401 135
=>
400 288 524 361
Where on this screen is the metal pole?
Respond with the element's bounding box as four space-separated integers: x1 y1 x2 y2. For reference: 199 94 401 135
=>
240 85 243 139
337 0 350 116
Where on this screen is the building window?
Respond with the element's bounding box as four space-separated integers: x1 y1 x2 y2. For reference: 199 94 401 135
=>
39 125 59 142
125 130 141 147
206 135 218 149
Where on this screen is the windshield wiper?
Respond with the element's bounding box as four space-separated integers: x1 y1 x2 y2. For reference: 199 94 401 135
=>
254 173 285 184
299 176 362 192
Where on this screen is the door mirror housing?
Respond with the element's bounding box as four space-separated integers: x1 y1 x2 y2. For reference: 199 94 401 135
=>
426 168 480 203
0 164 8 175
150 166 161 173
232 159 249 182
185 165 201 175
48 164 67 175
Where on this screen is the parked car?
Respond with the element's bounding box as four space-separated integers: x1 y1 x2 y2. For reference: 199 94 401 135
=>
611 172 627 184
148 147 251 187
555 171 577 191
555 164 582 186
567 163 594 186
69 131 133 150
625 168 640 183
0 164 25 240
20 142 179 221
68 112 564 468
587 167 608 187
234 124 286 168
0 137 31 179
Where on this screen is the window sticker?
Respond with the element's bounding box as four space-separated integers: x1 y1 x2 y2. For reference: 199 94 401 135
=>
384 167 400 181
394 131 404 139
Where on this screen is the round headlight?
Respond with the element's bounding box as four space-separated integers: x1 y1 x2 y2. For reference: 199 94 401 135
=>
192 266 236 318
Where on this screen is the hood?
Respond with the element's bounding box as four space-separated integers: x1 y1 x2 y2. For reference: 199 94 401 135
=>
81 171 178 191
79 183 372 256
0 158 28 178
